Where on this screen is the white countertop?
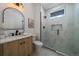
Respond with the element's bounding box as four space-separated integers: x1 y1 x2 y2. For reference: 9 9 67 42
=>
0 33 32 44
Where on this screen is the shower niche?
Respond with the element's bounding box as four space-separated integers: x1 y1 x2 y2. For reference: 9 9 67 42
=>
51 24 62 35
51 24 62 31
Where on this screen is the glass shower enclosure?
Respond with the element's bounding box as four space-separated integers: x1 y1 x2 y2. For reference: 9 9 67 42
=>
41 3 79 56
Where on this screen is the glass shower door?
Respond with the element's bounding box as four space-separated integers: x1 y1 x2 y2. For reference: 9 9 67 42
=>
41 3 79 56
41 19 58 50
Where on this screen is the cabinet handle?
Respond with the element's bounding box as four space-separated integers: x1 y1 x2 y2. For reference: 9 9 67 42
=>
20 42 23 45
20 41 25 45
23 41 25 44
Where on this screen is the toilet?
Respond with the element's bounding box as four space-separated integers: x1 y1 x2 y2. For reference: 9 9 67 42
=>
33 34 43 52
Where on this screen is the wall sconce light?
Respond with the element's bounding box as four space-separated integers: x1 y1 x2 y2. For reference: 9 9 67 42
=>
7 3 24 13
14 3 24 8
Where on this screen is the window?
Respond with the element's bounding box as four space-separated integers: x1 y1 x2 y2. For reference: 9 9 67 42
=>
50 9 64 17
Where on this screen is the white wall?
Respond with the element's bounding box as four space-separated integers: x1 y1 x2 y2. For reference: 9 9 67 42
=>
24 3 35 34
22 3 41 40
0 3 7 35
41 6 46 42
0 3 7 24
34 4 41 40
41 6 46 24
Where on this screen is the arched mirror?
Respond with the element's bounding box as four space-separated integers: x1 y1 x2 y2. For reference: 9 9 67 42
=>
2 8 25 30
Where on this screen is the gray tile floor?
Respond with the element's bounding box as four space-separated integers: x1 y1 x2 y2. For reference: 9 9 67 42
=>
32 47 63 56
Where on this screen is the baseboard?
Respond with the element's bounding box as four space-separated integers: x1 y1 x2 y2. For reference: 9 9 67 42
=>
56 51 68 56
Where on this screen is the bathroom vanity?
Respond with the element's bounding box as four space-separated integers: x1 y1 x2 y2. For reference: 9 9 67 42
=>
0 35 33 56
0 6 33 56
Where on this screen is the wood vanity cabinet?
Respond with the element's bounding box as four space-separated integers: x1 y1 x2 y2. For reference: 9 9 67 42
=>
0 36 32 56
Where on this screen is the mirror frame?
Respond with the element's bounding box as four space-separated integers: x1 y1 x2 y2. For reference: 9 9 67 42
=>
2 7 25 32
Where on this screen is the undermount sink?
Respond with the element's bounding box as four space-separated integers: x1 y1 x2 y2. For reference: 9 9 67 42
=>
0 35 5 39
23 33 32 36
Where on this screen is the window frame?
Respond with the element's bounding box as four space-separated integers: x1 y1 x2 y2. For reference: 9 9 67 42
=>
50 9 64 17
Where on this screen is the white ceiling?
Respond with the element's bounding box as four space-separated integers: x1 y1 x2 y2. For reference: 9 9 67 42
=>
41 3 62 10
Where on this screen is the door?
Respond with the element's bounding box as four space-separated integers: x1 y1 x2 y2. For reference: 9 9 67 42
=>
41 20 58 50
0 44 3 56
25 37 32 56
41 7 64 51
3 40 18 56
18 38 28 56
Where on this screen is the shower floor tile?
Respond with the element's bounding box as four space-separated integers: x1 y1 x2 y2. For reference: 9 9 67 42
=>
32 47 63 56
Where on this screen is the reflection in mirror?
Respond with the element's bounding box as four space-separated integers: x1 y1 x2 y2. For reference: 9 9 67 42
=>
2 8 25 31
